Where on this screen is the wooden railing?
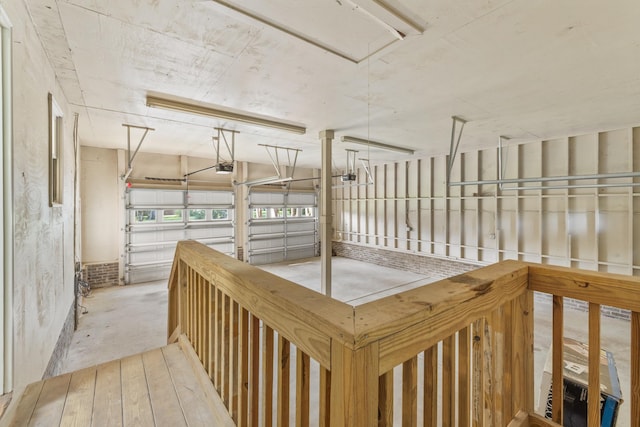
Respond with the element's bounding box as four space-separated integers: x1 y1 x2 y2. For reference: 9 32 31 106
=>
167 241 640 427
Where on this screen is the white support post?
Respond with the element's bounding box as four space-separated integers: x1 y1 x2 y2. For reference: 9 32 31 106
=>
320 130 334 296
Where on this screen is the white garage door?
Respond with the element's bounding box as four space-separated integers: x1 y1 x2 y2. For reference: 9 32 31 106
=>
126 188 234 284
247 191 318 265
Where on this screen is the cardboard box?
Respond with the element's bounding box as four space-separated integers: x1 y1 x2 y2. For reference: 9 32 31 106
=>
538 337 623 426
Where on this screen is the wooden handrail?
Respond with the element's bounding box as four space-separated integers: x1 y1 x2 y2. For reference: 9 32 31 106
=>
169 240 354 368
528 263 640 311
168 241 640 426
354 259 529 373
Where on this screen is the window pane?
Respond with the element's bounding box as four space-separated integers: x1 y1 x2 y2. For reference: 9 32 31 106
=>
212 209 228 220
189 209 206 221
251 208 267 219
163 209 183 222
134 210 156 223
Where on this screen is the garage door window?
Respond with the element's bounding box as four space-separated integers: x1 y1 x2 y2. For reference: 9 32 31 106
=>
189 209 206 221
134 209 156 223
212 209 229 220
162 209 183 222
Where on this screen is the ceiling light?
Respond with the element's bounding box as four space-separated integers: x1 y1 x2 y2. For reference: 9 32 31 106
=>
146 95 306 134
341 135 415 154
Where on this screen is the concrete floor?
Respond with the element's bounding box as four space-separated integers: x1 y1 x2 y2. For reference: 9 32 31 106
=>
62 256 632 426
60 281 168 374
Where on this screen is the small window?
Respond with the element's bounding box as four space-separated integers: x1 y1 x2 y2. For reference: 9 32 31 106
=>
162 209 183 222
251 208 267 219
301 207 315 217
211 209 229 220
134 210 156 223
49 93 63 206
189 209 206 221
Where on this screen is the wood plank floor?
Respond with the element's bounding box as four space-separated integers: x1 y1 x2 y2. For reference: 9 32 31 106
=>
11 343 228 426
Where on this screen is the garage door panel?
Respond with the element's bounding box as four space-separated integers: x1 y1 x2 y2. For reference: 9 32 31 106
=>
185 228 233 240
249 224 285 236
188 190 233 205
286 235 315 246
286 221 315 232
251 252 285 265
126 188 234 284
247 191 317 265
250 238 285 250
250 192 285 205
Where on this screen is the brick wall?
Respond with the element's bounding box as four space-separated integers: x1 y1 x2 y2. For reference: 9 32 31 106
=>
334 241 631 322
84 262 120 287
332 241 481 279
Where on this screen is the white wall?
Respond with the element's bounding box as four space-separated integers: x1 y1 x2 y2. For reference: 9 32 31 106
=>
335 126 640 276
6 0 76 388
80 147 119 263
80 149 319 269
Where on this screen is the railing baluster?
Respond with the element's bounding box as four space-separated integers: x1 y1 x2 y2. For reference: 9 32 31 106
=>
238 307 249 427
277 335 291 427
588 303 601 427
502 302 514 421
179 260 187 337
187 266 193 342
200 275 206 364
192 268 197 348
443 335 456 426
511 291 534 416
195 273 205 363
319 367 331 427
632 311 639 427
423 346 437 427
231 301 240 421
207 280 214 379
492 306 504 427
222 293 230 407
552 295 564 424
379 370 393 427
402 356 417 427
263 325 275 427
249 314 260 427
483 318 494 427
295 349 310 427
459 326 471 427
214 288 222 391
201 277 211 375
472 319 484 427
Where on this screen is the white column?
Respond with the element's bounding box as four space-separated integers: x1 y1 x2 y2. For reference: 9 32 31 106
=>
319 130 334 296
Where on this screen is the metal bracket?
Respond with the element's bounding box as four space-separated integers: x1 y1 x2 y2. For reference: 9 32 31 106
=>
213 127 237 172
497 135 510 190
446 116 467 185
235 144 302 186
121 124 155 181
332 152 375 189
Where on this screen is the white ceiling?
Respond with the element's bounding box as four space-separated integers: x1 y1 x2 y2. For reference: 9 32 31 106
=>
25 0 640 170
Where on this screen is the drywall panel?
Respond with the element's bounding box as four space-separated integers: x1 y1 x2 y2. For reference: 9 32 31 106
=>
81 147 119 263
8 0 76 388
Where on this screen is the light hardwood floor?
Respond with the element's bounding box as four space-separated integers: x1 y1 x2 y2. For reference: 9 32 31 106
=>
11 343 227 426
